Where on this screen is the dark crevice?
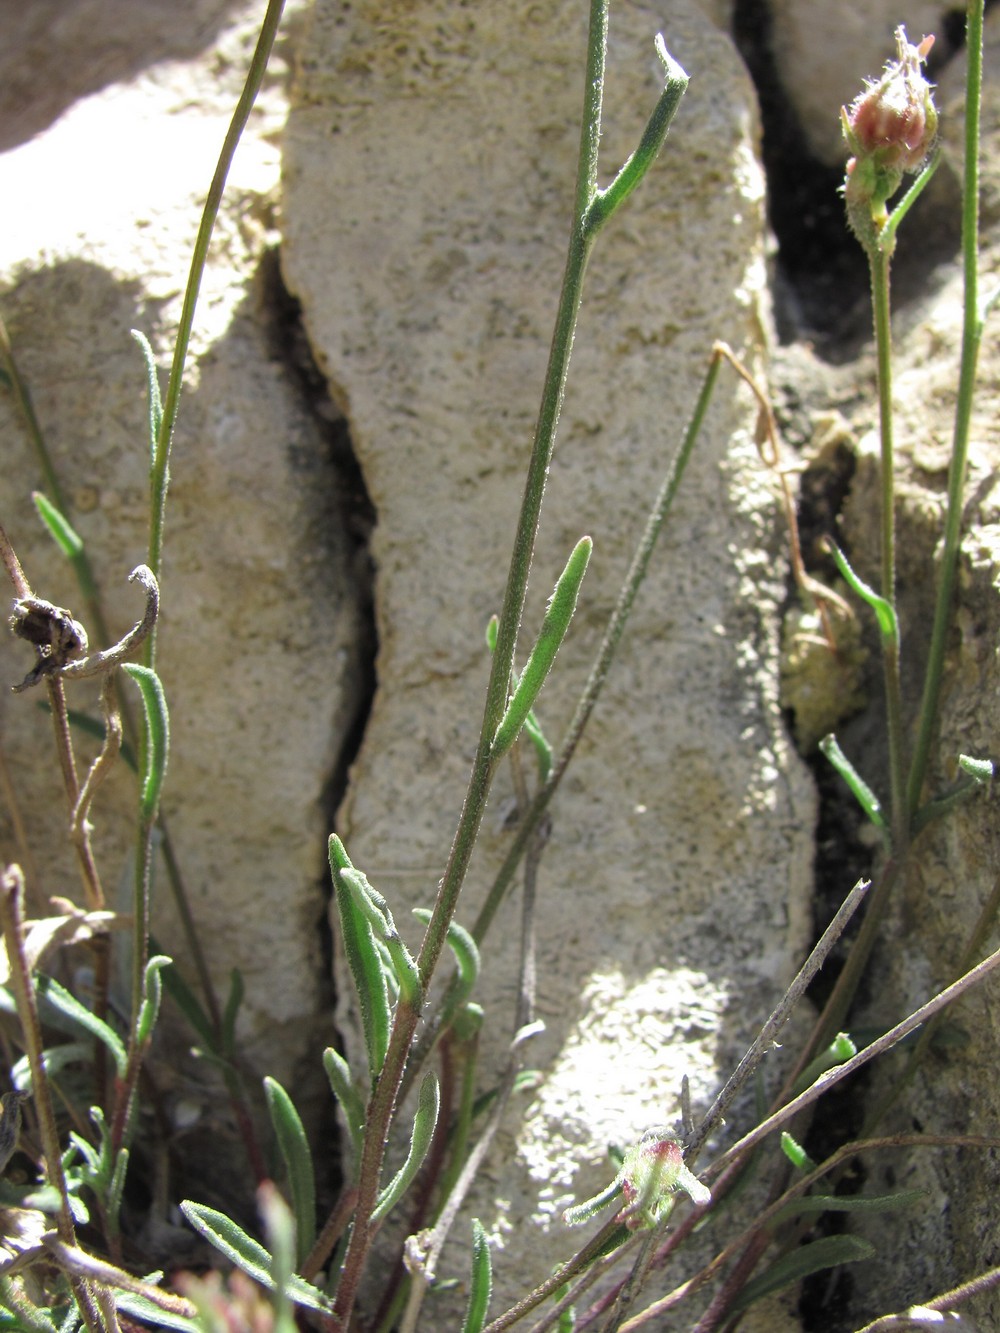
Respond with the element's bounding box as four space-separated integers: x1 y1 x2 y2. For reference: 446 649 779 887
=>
256 246 378 1208
732 0 964 361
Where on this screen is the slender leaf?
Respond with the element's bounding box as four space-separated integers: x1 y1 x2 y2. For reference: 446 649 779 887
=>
35 975 127 1076
328 836 391 1081
179 1201 332 1314
824 539 898 644
114 1294 199 1333
791 1031 857 1097
131 329 164 462
412 907 479 1023
461 1219 492 1333
322 1047 365 1163
776 1187 924 1221
258 1182 297 1333
339 866 421 1009
730 1234 876 1315
819 735 886 831
123 663 169 820
136 954 171 1047
779 1132 814 1172
32 492 83 559
221 967 244 1059
263 1077 316 1264
492 537 592 759
372 1071 440 1224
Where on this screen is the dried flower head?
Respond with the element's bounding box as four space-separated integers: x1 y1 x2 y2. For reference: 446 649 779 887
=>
842 26 938 244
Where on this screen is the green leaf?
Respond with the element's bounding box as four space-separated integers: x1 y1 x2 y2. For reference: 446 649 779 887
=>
263 1077 316 1265
136 954 171 1047
819 735 886 831
824 540 898 645
461 1219 492 1333
122 663 169 821
791 1031 857 1096
776 1187 924 1222
131 329 164 463
221 968 245 1059
779 1132 815 1172
412 907 479 1026
35 975 127 1077
114 1293 199 1333
339 867 421 1010
522 708 553 783
322 1047 366 1164
492 537 592 759
372 1071 439 1224
958 753 994 785
329 836 391 1081
729 1234 876 1315
258 1182 298 1333
179 1201 332 1314
32 492 83 559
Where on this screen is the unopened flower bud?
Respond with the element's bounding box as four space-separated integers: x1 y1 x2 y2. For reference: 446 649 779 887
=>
616 1131 710 1231
842 27 938 243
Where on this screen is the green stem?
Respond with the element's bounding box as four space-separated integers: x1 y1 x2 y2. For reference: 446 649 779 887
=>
906 0 983 815
331 7 686 1322
868 243 907 851
145 0 286 637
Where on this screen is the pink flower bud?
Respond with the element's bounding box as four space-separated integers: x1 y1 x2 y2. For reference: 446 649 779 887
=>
842 27 938 240
616 1131 710 1231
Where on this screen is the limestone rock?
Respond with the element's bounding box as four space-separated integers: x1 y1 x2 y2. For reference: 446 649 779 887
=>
282 0 814 1313
0 0 365 1177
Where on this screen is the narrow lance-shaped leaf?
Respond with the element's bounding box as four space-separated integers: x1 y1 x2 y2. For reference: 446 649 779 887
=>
492 536 592 760
728 1235 876 1317
819 734 886 831
258 1182 298 1333
340 867 421 1010
823 538 899 646
179 1201 332 1315
328 836 391 1082
461 1219 492 1333
322 1047 366 1166
131 329 164 463
32 491 83 560
485 615 553 781
221 967 245 1060
412 907 479 1029
123 663 169 821
371 1071 440 1224
136 954 172 1047
263 1077 316 1265
791 1030 858 1097
35 974 127 1077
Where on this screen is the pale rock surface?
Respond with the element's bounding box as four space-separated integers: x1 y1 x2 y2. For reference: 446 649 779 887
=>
0 0 364 1170
1 0 996 1326
282 0 815 1315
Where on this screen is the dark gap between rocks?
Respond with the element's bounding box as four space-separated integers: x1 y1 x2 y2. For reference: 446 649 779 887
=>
732 0 963 361
258 247 378 1210
728 8 968 1328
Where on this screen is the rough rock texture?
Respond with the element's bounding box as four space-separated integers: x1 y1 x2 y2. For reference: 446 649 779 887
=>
281 0 815 1315
1 0 998 1327
0 0 367 1178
